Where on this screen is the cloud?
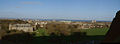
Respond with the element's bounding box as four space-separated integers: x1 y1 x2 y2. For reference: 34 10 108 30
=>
20 1 42 5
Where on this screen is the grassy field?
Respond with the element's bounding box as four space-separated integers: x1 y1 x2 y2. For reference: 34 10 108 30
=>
31 28 110 44
34 28 109 36
80 28 109 36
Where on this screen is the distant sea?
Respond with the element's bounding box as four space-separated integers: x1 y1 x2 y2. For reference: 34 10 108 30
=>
37 19 112 22
0 17 112 22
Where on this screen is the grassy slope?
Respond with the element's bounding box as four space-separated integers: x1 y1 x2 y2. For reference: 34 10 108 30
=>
80 28 109 36
31 28 109 44
34 28 109 36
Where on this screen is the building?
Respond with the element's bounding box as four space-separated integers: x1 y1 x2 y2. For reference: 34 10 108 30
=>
9 24 33 32
91 20 96 23
35 21 48 28
80 24 92 29
59 21 71 24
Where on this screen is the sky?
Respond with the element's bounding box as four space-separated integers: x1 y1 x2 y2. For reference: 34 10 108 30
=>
0 0 120 21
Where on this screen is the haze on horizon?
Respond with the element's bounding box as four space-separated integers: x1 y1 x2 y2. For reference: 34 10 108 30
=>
0 0 120 21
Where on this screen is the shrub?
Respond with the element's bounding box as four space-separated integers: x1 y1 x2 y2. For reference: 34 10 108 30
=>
35 28 49 36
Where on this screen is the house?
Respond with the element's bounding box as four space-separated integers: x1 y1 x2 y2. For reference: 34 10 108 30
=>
80 24 92 29
59 21 71 24
9 24 33 32
35 21 48 28
91 20 96 23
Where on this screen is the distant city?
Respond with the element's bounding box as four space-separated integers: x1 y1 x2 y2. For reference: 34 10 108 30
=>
0 18 111 32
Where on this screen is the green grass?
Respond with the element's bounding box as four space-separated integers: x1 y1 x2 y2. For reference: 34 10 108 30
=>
34 28 49 36
34 28 109 36
31 28 109 44
80 28 109 36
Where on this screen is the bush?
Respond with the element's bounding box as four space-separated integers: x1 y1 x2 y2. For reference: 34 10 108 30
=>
0 30 7 39
46 23 71 36
35 28 49 36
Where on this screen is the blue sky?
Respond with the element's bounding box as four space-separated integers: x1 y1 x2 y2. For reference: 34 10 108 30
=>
0 0 120 21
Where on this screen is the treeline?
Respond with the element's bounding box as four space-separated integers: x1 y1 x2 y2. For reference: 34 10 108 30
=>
0 19 28 30
35 22 81 36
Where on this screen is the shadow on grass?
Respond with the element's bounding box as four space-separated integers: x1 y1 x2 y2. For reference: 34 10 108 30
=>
0 32 105 44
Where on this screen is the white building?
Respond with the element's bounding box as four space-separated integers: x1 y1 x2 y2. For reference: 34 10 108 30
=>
9 24 33 32
35 22 48 27
59 21 72 24
91 20 96 23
